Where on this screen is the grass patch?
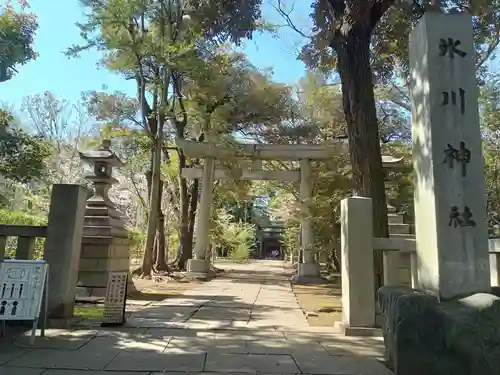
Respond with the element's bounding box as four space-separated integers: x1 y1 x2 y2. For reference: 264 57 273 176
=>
74 305 104 318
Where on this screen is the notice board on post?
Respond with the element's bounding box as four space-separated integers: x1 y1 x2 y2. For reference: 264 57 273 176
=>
101 271 128 326
0 260 49 344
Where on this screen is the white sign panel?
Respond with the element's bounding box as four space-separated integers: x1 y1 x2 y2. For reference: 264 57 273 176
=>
0 260 48 321
102 271 128 324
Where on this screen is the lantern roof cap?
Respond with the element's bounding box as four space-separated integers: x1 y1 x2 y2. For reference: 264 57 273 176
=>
79 139 124 167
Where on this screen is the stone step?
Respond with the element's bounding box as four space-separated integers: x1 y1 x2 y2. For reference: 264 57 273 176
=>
83 225 128 238
389 223 411 235
85 206 124 219
84 216 125 228
388 213 404 224
389 233 416 239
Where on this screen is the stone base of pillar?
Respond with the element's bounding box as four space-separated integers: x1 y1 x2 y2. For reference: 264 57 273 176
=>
186 258 215 280
297 262 319 277
292 263 320 284
333 321 383 337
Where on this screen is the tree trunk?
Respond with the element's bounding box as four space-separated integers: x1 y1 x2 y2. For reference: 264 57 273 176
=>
154 179 167 271
145 169 152 224
187 178 199 246
334 31 389 291
176 151 191 270
141 135 162 276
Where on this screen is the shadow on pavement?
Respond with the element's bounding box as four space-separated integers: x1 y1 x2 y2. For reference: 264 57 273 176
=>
0 260 393 375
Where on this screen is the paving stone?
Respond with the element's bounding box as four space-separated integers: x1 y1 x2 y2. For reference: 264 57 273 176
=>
191 306 251 321
105 352 206 372
83 334 170 352
0 366 44 375
125 317 187 329
205 353 300 373
8 348 118 370
166 337 247 354
132 306 197 321
150 373 246 375
293 352 393 375
95 327 148 337
320 337 385 358
15 332 95 350
247 339 326 355
42 371 144 375
152 298 209 307
214 330 286 341
283 331 344 343
206 300 254 308
144 328 216 339
0 347 27 365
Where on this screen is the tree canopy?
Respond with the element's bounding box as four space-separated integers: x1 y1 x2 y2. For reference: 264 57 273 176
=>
0 1 37 82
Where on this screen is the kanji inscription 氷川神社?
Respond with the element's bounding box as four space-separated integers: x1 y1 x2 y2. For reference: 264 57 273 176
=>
411 13 491 299
443 141 471 177
439 37 467 58
441 88 465 114
439 34 477 229
448 205 476 228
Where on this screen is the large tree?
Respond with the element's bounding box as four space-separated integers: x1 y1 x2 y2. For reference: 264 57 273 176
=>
0 109 50 183
279 0 500 288
71 0 268 276
0 1 38 82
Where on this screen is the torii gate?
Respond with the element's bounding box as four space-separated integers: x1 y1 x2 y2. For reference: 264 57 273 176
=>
176 138 403 280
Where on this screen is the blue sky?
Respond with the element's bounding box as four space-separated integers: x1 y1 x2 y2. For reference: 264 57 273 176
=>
0 0 312 111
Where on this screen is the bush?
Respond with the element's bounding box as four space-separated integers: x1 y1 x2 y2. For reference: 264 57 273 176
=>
127 227 146 258
226 222 256 262
0 208 47 259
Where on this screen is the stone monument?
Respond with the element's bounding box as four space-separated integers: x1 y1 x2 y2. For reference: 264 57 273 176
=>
78 140 131 297
378 13 500 375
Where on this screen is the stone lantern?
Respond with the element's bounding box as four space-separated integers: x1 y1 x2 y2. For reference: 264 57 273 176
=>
77 139 130 298
381 155 413 288
79 139 125 207
381 155 405 214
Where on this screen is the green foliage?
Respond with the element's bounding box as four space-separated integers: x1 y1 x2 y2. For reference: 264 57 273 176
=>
128 227 146 257
303 1 500 82
0 109 51 183
0 208 46 259
280 225 299 259
211 209 256 261
0 3 38 82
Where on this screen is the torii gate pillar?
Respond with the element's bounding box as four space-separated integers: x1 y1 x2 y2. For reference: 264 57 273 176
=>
296 158 319 279
186 157 215 277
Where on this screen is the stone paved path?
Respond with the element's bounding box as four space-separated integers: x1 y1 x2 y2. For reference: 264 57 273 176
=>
0 260 393 374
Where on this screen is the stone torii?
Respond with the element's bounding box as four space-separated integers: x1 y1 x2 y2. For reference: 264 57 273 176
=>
176 138 403 280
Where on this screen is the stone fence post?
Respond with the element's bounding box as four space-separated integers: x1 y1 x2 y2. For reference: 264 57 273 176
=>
44 184 87 320
340 197 376 328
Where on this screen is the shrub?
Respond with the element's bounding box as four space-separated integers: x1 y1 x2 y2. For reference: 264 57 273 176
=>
127 227 146 258
226 222 256 262
0 208 47 258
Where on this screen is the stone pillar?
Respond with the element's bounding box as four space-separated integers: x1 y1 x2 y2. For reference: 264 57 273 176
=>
44 184 86 319
187 157 215 276
410 13 489 300
296 158 318 278
77 140 130 297
340 197 376 328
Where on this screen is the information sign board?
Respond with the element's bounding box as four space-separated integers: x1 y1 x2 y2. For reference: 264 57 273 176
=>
0 260 48 344
101 271 128 326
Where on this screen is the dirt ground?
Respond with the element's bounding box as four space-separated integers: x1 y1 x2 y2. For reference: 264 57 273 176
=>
75 275 203 320
287 264 343 327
